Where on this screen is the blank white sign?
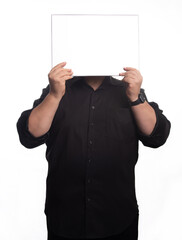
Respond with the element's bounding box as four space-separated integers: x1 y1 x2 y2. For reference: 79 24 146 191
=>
51 14 139 76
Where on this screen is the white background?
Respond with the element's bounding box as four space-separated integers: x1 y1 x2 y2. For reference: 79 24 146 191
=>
0 0 181 239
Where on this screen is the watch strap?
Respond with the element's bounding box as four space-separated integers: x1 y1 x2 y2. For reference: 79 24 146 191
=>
130 89 147 106
130 97 143 106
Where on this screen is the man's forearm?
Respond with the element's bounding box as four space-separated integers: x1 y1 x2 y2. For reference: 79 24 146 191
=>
131 101 157 136
28 93 62 137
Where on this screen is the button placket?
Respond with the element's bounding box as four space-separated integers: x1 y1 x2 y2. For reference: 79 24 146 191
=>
85 90 98 235
85 91 96 207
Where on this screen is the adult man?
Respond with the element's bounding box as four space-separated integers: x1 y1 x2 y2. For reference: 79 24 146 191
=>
17 62 171 240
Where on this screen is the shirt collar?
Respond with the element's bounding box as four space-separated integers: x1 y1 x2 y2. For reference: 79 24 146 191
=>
67 76 125 89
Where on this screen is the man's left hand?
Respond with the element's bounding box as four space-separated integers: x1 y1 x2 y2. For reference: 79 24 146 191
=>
119 67 143 102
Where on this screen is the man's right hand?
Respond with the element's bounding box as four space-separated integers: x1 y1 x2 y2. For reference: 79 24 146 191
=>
48 61 73 100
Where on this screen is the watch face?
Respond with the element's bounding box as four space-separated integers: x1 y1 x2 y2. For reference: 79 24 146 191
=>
139 93 146 103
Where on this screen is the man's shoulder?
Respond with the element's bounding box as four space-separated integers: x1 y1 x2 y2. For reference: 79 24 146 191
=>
109 76 125 87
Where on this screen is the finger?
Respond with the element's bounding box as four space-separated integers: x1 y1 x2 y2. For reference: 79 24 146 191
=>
122 76 136 84
50 61 67 72
52 67 72 75
119 72 137 77
119 72 125 76
57 71 73 78
123 67 137 71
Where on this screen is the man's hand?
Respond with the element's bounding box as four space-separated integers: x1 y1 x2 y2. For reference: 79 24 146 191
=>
120 67 156 135
48 62 73 100
119 67 143 102
28 61 73 138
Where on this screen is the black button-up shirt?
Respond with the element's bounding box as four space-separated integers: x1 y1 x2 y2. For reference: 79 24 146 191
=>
16 76 171 239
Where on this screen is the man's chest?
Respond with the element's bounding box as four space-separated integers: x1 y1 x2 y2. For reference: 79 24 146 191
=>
49 88 137 144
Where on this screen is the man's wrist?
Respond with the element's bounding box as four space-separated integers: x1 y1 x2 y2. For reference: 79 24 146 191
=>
48 92 64 103
129 96 138 102
129 93 146 106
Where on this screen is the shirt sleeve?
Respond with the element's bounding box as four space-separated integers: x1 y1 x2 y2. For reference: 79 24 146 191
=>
137 93 171 148
16 84 50 149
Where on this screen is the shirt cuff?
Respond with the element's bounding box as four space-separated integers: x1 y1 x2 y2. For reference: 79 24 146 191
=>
137 102 159 138
17 109 50 148
137 101 171 148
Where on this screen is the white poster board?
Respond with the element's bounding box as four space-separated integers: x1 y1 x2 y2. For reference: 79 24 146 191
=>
51 14 139 76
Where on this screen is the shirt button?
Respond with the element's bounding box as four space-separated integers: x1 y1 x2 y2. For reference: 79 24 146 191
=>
88 159 91 163
88 179 91 183
87 198 91 202
91 105 95 109
89 140 92 144
90 122 94 126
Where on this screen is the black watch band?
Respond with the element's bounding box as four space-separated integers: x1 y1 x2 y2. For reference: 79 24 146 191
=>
130 92 146 106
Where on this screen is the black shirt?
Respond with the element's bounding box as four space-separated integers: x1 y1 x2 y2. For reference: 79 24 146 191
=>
16 76 171 239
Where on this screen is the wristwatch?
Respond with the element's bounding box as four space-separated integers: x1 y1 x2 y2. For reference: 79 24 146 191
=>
130 91 147 106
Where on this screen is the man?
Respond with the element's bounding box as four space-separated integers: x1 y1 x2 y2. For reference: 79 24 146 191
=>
16 62 171 240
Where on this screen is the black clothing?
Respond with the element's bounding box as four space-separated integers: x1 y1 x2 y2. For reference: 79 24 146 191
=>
16 76 171 239
46 211 139 240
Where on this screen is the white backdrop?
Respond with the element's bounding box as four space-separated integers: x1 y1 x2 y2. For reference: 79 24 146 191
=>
0 0 181 239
